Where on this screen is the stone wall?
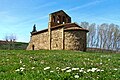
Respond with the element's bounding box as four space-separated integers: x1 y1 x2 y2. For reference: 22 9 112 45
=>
27 28 63 50
27 28 87 51
51 28 63 50
64 30 87 51
26 31 49 50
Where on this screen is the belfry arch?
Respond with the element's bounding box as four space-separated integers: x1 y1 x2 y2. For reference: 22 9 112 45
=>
49 10 71 28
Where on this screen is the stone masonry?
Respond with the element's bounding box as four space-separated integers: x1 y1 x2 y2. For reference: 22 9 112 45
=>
27 10 89 51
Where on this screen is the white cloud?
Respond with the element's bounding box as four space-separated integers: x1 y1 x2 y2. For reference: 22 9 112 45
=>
33 2 56 9
67 0 104 12
78 14 120 25
96 17 120 24
0 11 18 24
14 15 48 26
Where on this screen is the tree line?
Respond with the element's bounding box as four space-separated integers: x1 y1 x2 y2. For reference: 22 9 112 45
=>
80 22 120 52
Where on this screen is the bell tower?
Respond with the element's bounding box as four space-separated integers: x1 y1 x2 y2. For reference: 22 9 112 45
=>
48 10 71 50
48 10 71 28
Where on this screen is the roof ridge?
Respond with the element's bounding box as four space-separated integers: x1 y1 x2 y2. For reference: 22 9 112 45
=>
50 10 71 18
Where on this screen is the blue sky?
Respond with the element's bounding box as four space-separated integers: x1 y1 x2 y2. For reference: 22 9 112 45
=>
0 0 120 42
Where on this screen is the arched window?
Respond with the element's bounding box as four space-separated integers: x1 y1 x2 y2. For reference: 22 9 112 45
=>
68 18 71 23
63 16 65 24
53 16 55 22
32 45 35 50
57 15 61 23
66 18 68 23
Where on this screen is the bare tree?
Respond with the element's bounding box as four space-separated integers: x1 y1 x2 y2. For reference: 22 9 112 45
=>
81 22 120 52
106 24 114 50
112 25 120 51
80 22 89 29
89 23 96 47
80 22 90 47
4 34 17 50
81 22 96 48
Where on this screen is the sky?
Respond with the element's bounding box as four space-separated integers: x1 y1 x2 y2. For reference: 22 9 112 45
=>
0 0 120 42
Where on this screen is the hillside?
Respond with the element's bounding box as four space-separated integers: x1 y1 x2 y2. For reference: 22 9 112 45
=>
0 41 28 50
0 50 120 80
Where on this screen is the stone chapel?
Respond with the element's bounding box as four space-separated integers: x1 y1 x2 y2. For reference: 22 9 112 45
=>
27 10 89 51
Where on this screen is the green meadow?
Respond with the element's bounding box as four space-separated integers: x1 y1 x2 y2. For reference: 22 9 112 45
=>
0 50 120 80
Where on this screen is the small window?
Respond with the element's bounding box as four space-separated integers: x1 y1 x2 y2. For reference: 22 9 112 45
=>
55 43 58 47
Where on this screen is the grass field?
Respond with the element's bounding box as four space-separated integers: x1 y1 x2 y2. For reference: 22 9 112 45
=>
0 50 120 80
0 42 28 50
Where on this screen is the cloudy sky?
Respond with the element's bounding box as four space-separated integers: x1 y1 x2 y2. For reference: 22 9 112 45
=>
0 0 120 42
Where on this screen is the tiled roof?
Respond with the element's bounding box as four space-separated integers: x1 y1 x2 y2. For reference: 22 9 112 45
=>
32 23 89 35
31 29 48 35
64 27 89 31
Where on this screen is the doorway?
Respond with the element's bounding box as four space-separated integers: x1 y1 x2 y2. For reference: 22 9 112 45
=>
32 45 35 50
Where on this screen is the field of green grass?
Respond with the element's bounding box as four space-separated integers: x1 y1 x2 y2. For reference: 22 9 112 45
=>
0 42 28 50
0 50 120 80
